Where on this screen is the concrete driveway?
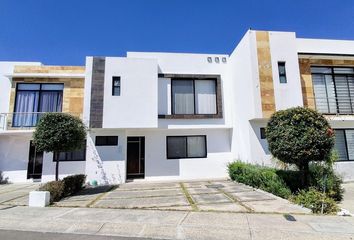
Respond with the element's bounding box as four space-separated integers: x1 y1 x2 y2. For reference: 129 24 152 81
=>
339 182 354 214
56 180 309 214
0 183 39 206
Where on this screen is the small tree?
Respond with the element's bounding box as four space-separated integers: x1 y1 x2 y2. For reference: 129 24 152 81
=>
33 113 86 181
266 107 335 187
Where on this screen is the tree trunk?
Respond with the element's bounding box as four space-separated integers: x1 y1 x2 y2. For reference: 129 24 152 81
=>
55 152 59 181
299 164 305 187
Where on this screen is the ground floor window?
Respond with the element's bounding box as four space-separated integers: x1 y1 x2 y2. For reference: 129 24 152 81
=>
166 135 207 159
334 129 354 161
53 143 86 162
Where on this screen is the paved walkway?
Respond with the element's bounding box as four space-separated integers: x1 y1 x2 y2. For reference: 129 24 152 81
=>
0 206 353 239
340 182 354 214
0 183 39 206
55 180 310 214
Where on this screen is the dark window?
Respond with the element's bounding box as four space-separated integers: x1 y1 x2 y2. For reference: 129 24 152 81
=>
112 77 121 96
278 62 287 83
311 67 354 114
167 135 207 159
95 136 118 146
260 128 266 139
334 129 354 161
171 79 217 115
13 83 63 127
54 143 86 162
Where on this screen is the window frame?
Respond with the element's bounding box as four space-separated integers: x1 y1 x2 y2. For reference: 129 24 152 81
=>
112 76 121 96
171 78 218 115
53 142 86 162
95 136 119 146
334 129 354 162
311 66 354 115
278 62 287 84
166 135 207 159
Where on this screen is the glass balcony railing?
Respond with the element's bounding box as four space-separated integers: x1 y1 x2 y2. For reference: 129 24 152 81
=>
0 112 82 131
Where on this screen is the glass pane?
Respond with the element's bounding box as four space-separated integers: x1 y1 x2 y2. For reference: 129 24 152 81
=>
333 68 354 74
311 67 332 74
187 136 206 158
167 137 187 158
278 63 286 75
325 75 337 113
279 76 287 83
13 91 40 127
113 78 120 87
312 74 330 113
17 83 40 90
334 75 352 114
113 86 120 96
39 92 63 112
195 80 217 114
345 130 354 160
107 136 118 145
172 80 194 114
41 84 64 90
334 130 348 160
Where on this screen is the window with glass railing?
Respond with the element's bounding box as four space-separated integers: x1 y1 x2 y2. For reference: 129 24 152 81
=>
334 129 354 161
13 83 64 127
311 67 354 114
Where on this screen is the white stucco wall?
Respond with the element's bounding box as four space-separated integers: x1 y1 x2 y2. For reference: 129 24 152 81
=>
297 38 354 55
103 57 158 128
268 31 304 110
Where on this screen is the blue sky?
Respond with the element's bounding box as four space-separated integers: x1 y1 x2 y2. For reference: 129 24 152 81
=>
0 0 353 65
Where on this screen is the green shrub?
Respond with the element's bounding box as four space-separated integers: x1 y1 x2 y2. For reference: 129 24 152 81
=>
266 107 335 186
39 181 65 203
62 174 86 197
291 188 339 214
228 161 291 199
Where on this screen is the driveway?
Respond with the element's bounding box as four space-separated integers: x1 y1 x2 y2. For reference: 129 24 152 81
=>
56 180 309 214
339 182 354 214
0 183 39 206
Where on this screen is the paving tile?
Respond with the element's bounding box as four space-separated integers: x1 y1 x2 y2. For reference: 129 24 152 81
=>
117 182 180 190
93 195 189 208
243 199 311 214
222 185 254 193
182 212 249 228
98 222 144 237
230 191 276 202
3 195 28 206
192 193 232 204
105 188 183 198
198 203 248 212
247 214 313 231
187 187 219 195
182 226 251 240
142 224 179 239
148 205 193 211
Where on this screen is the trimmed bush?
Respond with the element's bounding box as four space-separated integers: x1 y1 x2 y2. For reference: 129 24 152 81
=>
62 174 86 197
228 161 291 199
39 181 65 203
291 188 339 214
266 107 335 186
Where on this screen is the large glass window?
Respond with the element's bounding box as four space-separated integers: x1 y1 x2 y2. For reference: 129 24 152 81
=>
334 129 354 161
166 135 207 159
13 83 63 127
311 67 354 114
171 79 217 115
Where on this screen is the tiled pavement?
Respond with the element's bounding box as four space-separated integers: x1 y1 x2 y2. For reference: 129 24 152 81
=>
55 180 310 214
0 183 39 206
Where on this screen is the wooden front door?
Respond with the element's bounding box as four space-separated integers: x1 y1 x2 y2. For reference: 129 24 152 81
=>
127 137 145 179
27 141 43 179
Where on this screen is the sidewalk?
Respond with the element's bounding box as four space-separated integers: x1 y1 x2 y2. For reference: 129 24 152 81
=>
340 182 354 214
0 206 353 240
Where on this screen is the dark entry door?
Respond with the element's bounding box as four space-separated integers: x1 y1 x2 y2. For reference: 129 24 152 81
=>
27 141 43 179
127 137 145 179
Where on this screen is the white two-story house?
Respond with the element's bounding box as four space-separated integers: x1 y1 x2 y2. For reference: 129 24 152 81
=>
1 29 354 184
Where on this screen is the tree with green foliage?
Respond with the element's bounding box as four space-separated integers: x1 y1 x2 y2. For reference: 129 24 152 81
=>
266 107 335 187
33 113 86 181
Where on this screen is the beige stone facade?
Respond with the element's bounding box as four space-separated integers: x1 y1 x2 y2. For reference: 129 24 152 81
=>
256 31 276 118
8 66 85 127
299 57 354 110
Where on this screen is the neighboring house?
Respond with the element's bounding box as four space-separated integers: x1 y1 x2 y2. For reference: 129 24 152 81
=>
1 30 354 184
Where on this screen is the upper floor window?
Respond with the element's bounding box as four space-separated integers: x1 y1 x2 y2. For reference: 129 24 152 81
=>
311 67 354 114
13 83 64 127
171 79 217 115
278 62 287 83
112 77 121 96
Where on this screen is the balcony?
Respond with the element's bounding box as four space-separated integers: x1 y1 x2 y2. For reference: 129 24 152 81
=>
311 97 354 115
0 112 82 131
